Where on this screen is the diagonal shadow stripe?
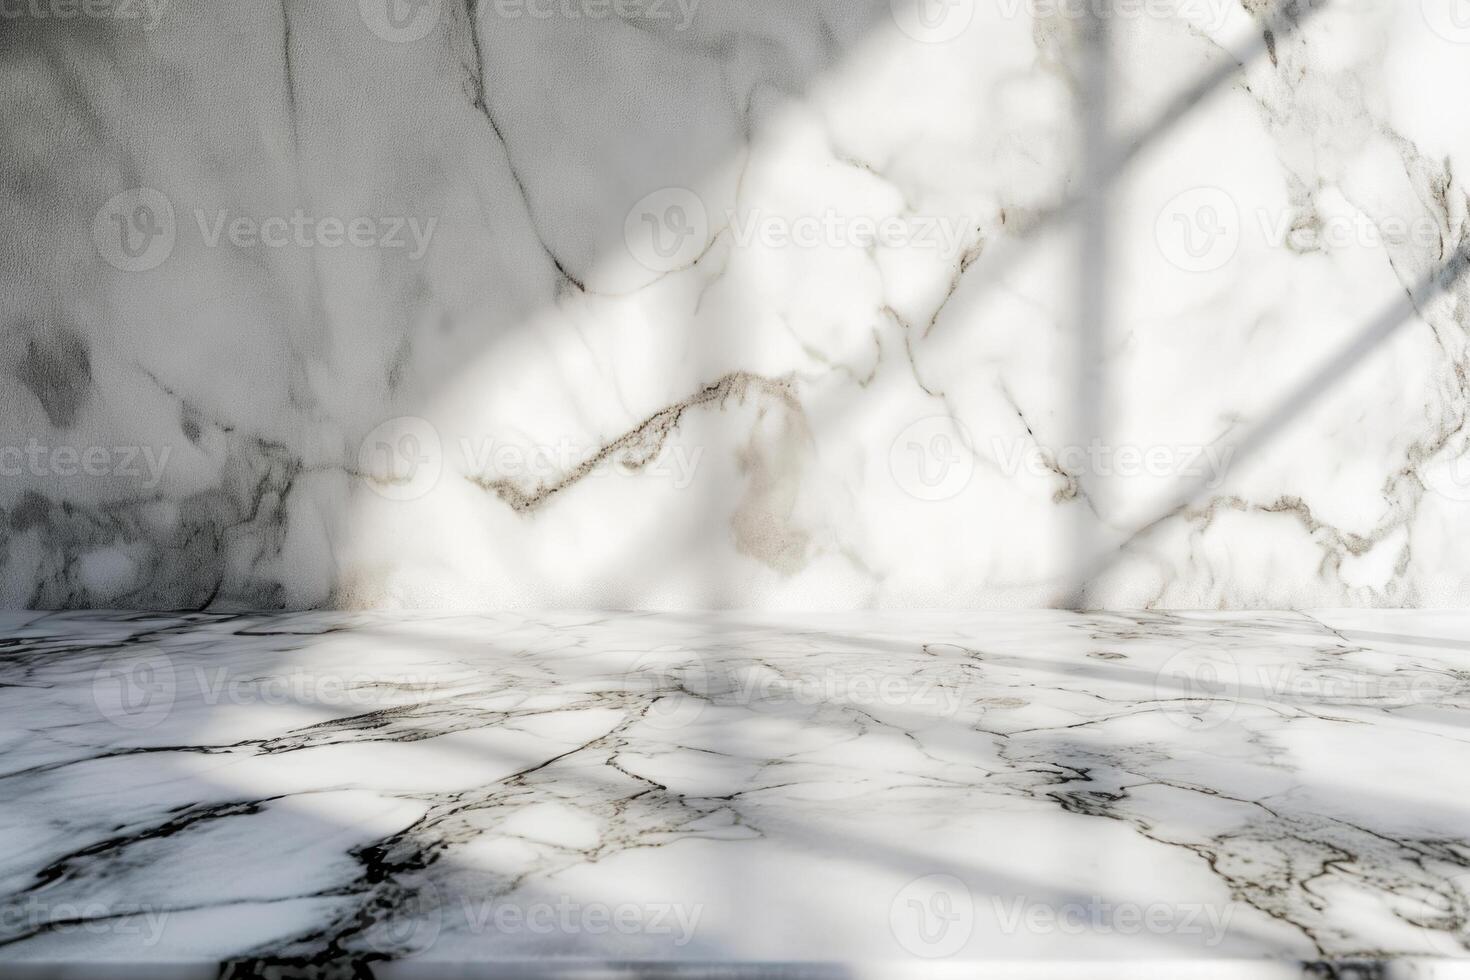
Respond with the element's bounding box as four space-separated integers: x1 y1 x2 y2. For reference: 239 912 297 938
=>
1069 243 1470 605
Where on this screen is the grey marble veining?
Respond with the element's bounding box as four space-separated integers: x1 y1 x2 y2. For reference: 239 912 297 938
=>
4 0 1470 609
3 610 1470 973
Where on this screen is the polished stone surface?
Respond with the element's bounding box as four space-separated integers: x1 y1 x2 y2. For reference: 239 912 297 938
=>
3 610 1470 975
5 1 1470 609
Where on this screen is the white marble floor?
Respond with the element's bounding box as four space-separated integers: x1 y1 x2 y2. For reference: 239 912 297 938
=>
3 611 1470 978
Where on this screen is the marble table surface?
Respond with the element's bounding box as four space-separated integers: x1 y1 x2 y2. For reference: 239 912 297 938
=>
4 610 1470 978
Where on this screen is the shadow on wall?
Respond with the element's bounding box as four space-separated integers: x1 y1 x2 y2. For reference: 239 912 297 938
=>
1 0 907 608
2 0 1467 609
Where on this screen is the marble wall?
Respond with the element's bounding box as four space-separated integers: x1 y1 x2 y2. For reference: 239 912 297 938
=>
2 0 1469 609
